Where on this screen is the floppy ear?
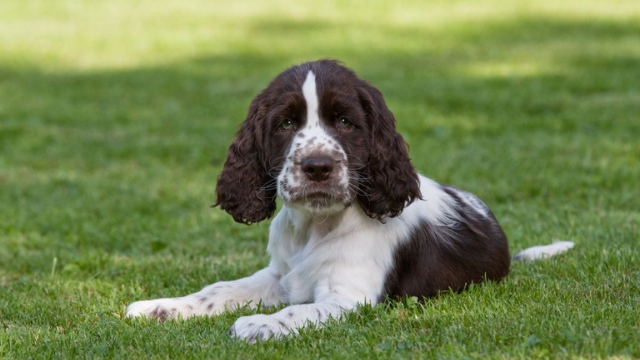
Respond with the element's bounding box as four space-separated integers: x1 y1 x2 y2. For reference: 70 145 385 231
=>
357 83 421 221
213 94 277 224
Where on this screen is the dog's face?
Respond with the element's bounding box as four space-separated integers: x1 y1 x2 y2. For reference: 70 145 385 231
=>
275 70 368 215
214 60 421 224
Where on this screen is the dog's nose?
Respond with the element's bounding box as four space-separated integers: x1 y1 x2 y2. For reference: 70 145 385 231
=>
301 157 334 181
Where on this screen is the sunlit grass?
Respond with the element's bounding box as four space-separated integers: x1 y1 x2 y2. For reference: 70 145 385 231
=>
1 0 639 358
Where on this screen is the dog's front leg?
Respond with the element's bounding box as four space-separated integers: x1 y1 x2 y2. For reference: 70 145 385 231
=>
229 275 374 343
229 300 355 343
125 267 284 321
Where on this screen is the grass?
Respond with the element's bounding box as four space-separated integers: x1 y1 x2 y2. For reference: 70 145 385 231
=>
1 0 639 358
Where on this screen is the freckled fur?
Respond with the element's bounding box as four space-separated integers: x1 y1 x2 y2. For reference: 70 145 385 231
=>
126 59 573 343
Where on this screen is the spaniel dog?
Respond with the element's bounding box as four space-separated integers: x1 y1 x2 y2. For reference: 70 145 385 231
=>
126 60 574 342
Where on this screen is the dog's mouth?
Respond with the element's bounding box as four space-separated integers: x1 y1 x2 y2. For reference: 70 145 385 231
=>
304 192 335 208
305 191 331 200
287 188 350 213
290 189 332 204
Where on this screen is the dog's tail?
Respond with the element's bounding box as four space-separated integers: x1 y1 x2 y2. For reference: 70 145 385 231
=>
513 240 575 261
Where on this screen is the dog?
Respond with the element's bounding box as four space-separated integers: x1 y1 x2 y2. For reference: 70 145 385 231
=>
126 60 574 342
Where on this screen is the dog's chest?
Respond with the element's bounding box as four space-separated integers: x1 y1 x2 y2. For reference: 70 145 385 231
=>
267 205 407 305
268 212 346 304
279 259 316 304
276 230 332 304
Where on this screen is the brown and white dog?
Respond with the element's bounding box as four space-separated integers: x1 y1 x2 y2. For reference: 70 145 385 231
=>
126 60 574 342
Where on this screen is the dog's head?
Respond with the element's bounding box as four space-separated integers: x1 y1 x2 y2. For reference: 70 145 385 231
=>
214 60 421 224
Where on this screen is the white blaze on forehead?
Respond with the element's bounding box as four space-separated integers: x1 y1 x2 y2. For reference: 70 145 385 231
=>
302 71 320 128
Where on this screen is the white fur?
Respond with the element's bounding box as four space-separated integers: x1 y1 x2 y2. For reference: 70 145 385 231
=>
126 176 453 342
302 71 319 128
514 240 575 261
451 187 491 217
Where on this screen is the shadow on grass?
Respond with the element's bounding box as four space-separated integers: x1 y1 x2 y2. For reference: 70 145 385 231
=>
0 15 639 274
2 16 639 156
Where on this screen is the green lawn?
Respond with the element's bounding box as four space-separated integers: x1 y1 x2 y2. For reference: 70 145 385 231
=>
1 0 639 358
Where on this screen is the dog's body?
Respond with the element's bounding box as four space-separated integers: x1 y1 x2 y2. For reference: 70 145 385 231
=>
126 60 573 342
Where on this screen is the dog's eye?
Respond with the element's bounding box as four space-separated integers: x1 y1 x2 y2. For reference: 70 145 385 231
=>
338 118 353 130
280 119 294 131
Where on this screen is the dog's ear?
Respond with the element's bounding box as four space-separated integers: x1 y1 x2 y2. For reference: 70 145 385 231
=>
213 93 276 224
356 83 421 221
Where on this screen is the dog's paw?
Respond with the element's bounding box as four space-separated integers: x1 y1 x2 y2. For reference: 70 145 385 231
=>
126 299 187 321
229 314 292 343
